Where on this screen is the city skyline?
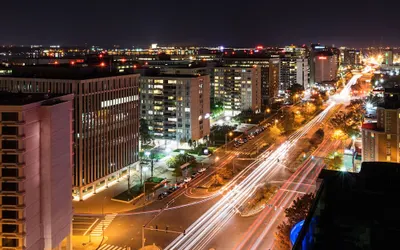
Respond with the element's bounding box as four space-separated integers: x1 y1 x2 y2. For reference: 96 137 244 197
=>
2 0 400 47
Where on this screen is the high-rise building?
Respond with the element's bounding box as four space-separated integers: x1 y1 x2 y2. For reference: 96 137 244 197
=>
221 55 274 107
140 74 210 146
362 88 400 163
0 92 74 250
314 51 338 84
341 49 361 66
0 66 140 200
384 49 394 66
212 66 262 116
296 58 310 89
279 56 297 92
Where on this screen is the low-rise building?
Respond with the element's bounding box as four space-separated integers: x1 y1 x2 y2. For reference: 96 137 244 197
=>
0 92 74 250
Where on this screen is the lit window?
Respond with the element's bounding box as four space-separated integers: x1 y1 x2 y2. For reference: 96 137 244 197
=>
168 118 177 122
371 133 375 138
154 80 163 83
168 80 177 84
185 108 190 112
387 134 391 140
148 111 153 115
387 156 391 161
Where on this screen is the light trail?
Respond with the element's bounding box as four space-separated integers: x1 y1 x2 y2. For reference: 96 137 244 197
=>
165 75 362 250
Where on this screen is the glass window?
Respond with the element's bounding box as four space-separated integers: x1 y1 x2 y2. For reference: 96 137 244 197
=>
2 155 18 163
2 196 18 205
2 140 18 149
2 182 18 192
1 112 18 122
2 168 18 177
2 127 18 135
2 238 18 247
2 224 18 233
2 210 18 219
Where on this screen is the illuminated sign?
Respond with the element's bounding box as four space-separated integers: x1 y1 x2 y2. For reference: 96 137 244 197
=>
318 56 327 60
256 45 263 50
315 46 325 49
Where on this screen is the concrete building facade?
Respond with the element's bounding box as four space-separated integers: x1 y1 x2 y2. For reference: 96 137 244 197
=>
0 67 140 200
0 92 74 250
140 74 211 145
212 66 262 116
314 53 338 83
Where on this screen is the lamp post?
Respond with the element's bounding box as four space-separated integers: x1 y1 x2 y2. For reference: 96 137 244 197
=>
144 151 154 177
225 132 233 151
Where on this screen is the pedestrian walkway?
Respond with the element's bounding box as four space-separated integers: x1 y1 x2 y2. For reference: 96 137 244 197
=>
90 214 118 236
98 244 129 250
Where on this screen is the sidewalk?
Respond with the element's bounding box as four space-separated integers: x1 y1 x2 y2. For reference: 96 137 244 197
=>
73 161 174 214
72 236 106 250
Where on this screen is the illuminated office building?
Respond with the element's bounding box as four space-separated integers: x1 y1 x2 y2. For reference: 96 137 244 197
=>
0 66 140 200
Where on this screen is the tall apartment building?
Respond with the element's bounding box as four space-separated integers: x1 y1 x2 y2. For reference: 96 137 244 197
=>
362 89 400 163
222 56 273 107
384 49 394 66
314 51 338 83
296 58 310 89
0 66 140 200
140 74 210 145
212 66 262 116
341 49 361 66
279 56 297 92
0 92 74 250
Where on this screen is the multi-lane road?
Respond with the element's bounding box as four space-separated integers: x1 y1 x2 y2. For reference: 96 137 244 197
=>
76 73 366 249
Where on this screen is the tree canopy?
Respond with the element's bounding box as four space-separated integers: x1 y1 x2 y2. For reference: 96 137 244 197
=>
139 118 153 145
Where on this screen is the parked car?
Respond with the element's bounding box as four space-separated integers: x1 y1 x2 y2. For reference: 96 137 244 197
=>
184 177 192 182
191 172 199 178
158 191 169 200
198 168 206 173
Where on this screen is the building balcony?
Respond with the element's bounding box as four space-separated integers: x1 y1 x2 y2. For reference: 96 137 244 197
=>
1 162 25 168
2 247 25 250
0 121 26 126
0 232 26 238
0 176 26 182
0 134 25 140
0 149 26 154
0 190 26 196
0 204 26 210
0 218 26 224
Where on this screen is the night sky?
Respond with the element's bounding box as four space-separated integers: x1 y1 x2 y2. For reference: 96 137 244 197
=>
2 0 400 47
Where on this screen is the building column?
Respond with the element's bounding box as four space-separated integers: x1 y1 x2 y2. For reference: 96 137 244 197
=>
93 184 97 194
66 222 73 250
79 187 84 201
105 178 109 188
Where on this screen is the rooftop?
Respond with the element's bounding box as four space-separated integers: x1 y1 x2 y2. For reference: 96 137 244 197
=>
0 91 67 106
0 65 137 80
140 73 207 78
294 162 400 250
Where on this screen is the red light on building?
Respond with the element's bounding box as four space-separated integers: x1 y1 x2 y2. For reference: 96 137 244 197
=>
145 62 148 65
232 51 235 55
70 61 75 65
100 62 105 67
133 65 137 69
224 52 228 55
121 58 126 63
256 45 263 50
99 54 103 58
76 59 84 63
318 56 327 60
54 61 59 65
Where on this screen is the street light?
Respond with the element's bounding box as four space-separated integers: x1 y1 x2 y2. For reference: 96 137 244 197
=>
179 150 185 155
225 132 233 151
144 151 154 177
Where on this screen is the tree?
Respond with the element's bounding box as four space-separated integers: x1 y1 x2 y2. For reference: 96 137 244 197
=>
275 221 292 250
211 100 224 118
294 112 305 126
285 193 315 226
139 118 152 145
324 152 343 171
210 174 224 187
288 84 304 103
217 167 234 179
269 124 282 138
310 128 324 146
275 193 315 250
304 103 316 116
171 165 183 182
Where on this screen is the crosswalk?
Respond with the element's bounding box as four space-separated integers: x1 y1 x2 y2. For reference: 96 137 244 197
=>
98 244 130 250
90 213 118 236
